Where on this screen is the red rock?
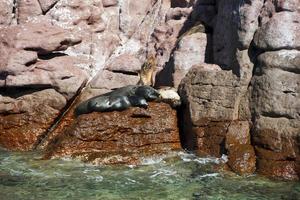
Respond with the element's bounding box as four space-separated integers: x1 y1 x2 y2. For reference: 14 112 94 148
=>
0 89 66 151
225 121 250 149
17 0 42 23
44 102 181 165
228 145 256 175
257 159 299 181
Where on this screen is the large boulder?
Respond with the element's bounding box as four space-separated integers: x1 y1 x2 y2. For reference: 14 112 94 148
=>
44 102 181 165
0 89 66 151
0 21 88 151
0 0 14 27
172 32 210 88
250 50 300 180
179 64 256 175
254 12 300 51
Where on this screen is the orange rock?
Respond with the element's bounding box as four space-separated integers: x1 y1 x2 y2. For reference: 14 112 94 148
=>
44 102 181 165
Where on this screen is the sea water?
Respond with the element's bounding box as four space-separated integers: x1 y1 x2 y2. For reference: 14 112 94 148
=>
0 150 299 200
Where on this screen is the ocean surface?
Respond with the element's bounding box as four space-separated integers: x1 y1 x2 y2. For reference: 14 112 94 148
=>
0 150 299 200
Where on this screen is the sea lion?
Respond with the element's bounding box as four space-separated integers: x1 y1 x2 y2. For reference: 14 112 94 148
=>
135 85 160 100
74 85 158 116
137 55 157 86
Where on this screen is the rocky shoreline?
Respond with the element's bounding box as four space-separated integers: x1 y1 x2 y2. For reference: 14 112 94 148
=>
0 0 299 180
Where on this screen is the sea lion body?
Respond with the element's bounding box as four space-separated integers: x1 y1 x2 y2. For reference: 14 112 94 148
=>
74 85 159 116
138 55 157 86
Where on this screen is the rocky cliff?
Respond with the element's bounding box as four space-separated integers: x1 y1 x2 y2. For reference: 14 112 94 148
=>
0 0 299 180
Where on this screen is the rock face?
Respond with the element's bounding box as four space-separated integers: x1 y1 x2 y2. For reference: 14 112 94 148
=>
179 64 256 175
178 0 300 180
0 21 88 150
0 0 299 181
45 102 181 165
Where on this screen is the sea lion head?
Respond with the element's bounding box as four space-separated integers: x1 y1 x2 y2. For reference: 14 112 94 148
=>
128 96 148 108
135 86 160 101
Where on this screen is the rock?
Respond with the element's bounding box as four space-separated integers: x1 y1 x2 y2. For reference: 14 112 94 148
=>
0 0 14 27
119 0 153 37
44 102 181 165
172 32 209 88
38 0 59 13
237 0 264 49
258 0 276 26
225 121 251 149
275 0 300 12
5 56 89 100
256 50 300 73
0 21 83 74
213 0 262 69
105 54 142 73
251 64 299 120
191 5 216 28
251 48 300 180
257 159 298 181
17 0 43 24
228 145 256 175
90 70 139 90
0 89 66 151
0 21 81 55
254 12 300 51
102 0 118 7
179 65 241 123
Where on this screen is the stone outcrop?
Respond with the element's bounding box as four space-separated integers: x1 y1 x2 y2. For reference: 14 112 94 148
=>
179 0 300 180
0 0 299 181
179 64 256 175
44 102 181 165
0 21 88 151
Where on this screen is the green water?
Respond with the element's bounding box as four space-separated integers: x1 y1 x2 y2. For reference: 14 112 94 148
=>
0 150 299 200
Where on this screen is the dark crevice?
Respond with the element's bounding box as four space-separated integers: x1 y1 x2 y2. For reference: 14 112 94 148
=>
33 79 88 149
110 70 138 76
261 111 295 120
0 86 53 99
0 72 9 81
38 52 68 60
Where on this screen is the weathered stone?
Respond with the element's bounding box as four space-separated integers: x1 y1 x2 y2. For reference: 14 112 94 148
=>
102 0 118 7
5 56 89 100
44 102 181 165
256 50 300 73
251 66 299 120
90 70 139 90
257 159 299 181
254 12 300 51
179 65 241 123
119 0 153 37
228 145 256 175
0 0 14 27
38 0 59 13
13 22 80 54
226 121 250 149
0 89 66 151
172 32 209 88
17 0 42 23
106 54 142 73
0 21 82 74
275 0 300 12
213 0 262 69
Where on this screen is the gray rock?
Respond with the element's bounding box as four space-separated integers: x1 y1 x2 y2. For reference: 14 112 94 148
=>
0 0 14 27
172 32 209 88
254 12 300 51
